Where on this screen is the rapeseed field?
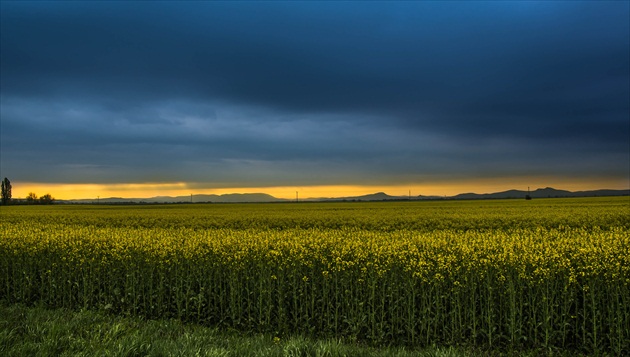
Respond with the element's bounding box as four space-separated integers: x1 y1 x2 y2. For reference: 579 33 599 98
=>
1 198 628 354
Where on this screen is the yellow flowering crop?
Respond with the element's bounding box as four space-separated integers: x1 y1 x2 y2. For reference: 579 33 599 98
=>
0 197 628 353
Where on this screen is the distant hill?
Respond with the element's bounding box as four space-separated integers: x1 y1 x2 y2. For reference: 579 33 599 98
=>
65 193 286 204
451 187 630 200
59 187 628 204
306 192 406 202
311 187 629 202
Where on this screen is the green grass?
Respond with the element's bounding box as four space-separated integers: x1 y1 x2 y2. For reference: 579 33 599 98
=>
0 303 483 357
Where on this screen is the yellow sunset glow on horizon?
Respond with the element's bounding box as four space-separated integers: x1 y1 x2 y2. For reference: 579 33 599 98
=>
9 177 628 201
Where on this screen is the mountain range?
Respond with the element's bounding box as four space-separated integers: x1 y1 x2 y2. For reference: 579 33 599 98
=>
61 187 628 204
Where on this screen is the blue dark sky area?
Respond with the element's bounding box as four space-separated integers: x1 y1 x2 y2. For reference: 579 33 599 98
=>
1 1 628 194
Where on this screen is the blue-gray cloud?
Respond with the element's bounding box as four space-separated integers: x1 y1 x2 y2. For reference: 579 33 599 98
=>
1 1 628 188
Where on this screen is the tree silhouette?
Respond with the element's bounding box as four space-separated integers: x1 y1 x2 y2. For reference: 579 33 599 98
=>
26 192 38 204
39 193 55 205
1 178 11 205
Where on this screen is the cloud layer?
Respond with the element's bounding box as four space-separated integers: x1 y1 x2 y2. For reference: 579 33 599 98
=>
1 1 628 191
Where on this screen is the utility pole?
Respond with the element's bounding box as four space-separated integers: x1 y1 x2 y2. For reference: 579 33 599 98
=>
191 194 193 203
296 191 298 203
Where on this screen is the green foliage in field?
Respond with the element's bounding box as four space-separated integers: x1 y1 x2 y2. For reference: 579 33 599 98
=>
1 198 629 354
2 304 482 357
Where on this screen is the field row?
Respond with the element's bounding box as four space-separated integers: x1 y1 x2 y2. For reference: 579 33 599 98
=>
2 198 628 231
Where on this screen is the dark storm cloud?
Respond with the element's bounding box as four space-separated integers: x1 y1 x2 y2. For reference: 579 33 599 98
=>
1 1 628 186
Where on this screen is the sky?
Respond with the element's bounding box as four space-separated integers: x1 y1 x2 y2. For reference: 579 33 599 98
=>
1 1 629 199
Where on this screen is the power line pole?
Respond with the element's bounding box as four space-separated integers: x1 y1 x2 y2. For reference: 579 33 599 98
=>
296 191 298 203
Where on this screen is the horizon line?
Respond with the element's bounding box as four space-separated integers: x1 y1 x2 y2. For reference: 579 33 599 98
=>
7 182 629 202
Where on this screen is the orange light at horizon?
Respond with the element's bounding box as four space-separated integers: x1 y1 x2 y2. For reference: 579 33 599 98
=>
12 183 190 201
9 177 628 201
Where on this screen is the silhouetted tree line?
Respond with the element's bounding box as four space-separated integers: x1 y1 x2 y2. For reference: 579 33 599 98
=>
1 178 55 205
26 192 55 205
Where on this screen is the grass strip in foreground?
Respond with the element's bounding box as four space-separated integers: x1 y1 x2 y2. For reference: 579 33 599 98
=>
0 303 485 357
